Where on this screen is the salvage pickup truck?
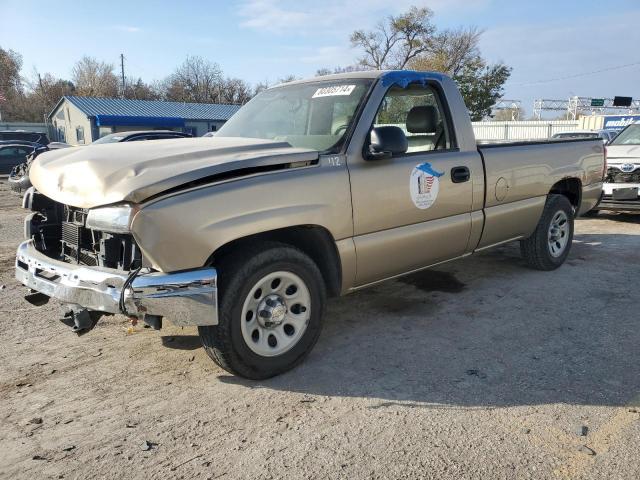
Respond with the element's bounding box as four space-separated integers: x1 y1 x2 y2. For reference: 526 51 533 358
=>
15 71 605 379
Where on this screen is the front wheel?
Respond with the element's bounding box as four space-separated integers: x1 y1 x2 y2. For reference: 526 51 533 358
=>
199 242 326 379
520 194 574 271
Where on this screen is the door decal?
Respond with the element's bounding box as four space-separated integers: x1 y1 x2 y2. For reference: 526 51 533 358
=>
410 162 444 210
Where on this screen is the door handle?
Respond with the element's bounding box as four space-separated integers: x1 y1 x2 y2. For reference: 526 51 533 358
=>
451 166 470 183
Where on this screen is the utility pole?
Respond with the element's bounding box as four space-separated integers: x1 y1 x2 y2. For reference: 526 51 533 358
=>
120 53 126 98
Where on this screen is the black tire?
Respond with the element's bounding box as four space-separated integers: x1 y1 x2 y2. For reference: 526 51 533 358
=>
199 242 326 379
520 194 574 271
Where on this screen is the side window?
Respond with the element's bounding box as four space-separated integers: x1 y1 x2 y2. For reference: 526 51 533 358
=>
0 147 17 157
76 127 85 144
374 85 451 153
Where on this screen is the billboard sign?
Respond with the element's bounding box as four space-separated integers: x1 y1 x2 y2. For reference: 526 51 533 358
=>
602 115 640 132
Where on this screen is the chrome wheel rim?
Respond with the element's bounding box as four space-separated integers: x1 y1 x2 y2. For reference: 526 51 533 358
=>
548 210 569 257
240 271 311 357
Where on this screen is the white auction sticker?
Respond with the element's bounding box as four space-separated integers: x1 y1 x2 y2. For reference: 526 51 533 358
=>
312 85 356 98
409 162 444 209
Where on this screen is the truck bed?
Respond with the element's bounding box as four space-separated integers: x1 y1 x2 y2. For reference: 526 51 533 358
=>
473 137 604 249
477 137 600 148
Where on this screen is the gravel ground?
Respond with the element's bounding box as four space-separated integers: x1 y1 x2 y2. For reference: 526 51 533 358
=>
0 179 639 480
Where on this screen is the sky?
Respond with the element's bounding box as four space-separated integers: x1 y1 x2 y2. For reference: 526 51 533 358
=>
1 0 639 117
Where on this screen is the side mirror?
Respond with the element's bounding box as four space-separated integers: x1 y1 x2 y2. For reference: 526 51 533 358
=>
366 126 408 160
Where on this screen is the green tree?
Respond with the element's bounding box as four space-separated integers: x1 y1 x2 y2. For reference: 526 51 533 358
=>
455 59 511 121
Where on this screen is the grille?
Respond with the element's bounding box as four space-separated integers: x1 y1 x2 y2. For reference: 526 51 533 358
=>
62 222 81 245
60 206 97 265
606 168 640 184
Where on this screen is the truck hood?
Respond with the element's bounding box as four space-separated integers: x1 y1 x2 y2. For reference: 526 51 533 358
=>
606 144 640 162
30 137 319 208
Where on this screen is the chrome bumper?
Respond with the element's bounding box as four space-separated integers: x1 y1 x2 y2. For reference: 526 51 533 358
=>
15 240 218 326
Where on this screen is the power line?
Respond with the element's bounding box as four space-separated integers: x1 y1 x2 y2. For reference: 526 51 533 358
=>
510 60 640 87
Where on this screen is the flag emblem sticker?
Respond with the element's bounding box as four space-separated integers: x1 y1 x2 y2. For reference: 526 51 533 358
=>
410 163 444 209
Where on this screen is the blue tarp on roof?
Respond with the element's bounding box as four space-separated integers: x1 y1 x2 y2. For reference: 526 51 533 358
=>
95 115 185 127
65 96 241 122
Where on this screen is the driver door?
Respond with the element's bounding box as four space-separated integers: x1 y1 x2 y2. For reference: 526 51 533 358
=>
348 83 478 286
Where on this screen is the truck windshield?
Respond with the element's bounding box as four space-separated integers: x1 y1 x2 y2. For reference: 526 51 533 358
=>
216 79 373 152
610 124 640 145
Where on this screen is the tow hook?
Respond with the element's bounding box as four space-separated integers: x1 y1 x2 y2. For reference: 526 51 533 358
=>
60 306 103 335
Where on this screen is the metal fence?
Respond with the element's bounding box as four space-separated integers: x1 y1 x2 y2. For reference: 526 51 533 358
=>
472 120 579 141
0 122 48 133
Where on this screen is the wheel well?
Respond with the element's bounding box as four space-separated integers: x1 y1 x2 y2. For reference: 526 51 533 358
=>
208 226 342 297
550 178 581 210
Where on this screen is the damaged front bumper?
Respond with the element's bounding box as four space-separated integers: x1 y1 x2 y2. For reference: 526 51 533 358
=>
15 239 218 326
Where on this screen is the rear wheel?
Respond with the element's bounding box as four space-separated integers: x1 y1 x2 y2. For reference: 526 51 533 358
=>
520 194 574 270
199 242 326 379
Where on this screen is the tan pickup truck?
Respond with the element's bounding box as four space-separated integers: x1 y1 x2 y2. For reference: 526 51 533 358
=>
16 71 605 379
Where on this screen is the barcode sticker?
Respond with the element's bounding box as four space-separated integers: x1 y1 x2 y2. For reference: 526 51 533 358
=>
312 85 356 98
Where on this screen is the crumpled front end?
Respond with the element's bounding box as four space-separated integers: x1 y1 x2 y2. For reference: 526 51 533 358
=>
600 162 640 211
15 188 218 329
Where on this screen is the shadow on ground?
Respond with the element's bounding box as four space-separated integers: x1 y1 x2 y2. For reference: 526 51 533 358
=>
161 335 201 350
215 232 640 408
577 211 640 224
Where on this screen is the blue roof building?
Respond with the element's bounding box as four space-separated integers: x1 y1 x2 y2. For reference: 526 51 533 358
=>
48 96 241 145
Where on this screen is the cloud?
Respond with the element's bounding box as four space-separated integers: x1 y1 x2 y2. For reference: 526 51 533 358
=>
237 0 316 33
112 25 142 33
237 0 492 35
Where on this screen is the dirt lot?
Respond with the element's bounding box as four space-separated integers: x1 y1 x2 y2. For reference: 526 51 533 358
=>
0 180 639 480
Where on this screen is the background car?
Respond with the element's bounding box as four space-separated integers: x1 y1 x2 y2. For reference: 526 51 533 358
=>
0 130 49 145
0 142 43 174
591 122 640 213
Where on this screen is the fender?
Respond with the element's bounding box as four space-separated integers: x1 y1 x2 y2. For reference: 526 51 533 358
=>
130 157 353 273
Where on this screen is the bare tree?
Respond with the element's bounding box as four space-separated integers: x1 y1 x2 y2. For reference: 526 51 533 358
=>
0 47 23 120
0 47 23 95
163 56 223 103
71 56 119 97
220 77 253 104
350 6 435 70
253 81 270 96
277 74 300 84
315 65 361 76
